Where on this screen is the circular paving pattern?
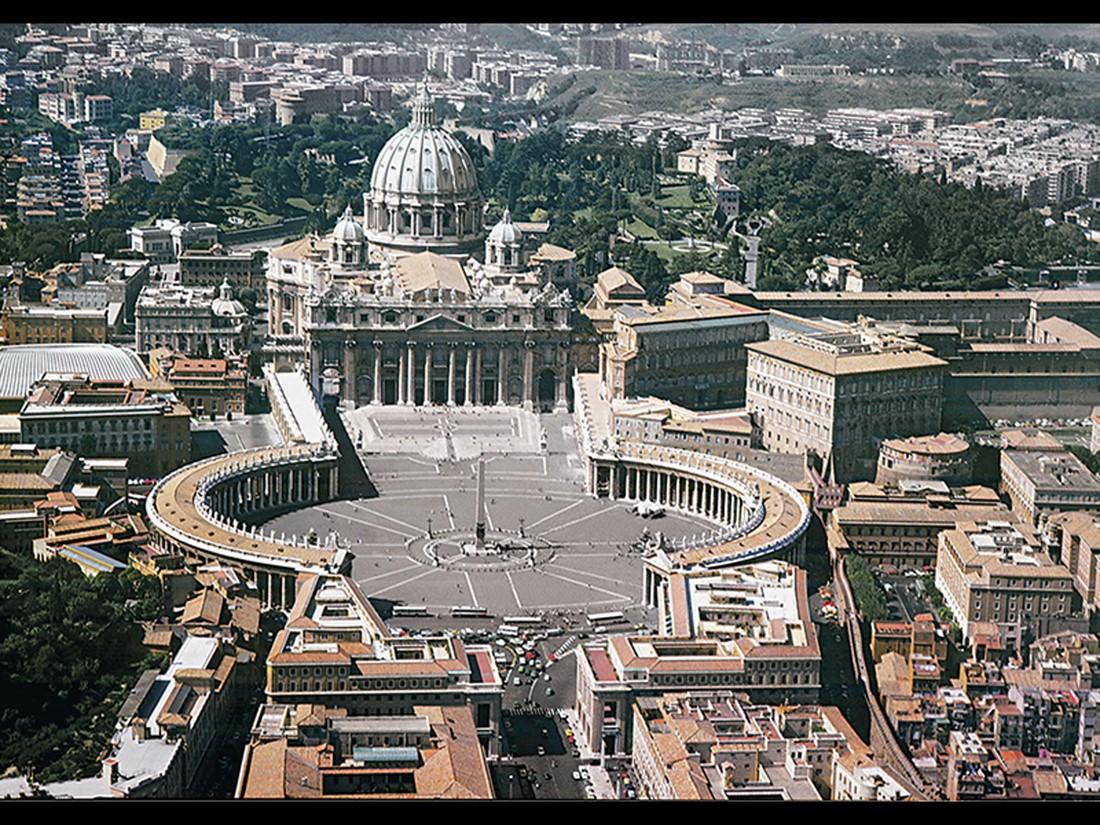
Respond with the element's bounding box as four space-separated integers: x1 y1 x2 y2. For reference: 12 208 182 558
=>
261 408 707 618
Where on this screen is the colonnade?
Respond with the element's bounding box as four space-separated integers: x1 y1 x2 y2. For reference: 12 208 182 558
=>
207 461 336 518
147 444 346 613
609 463 749 526
584 439 809 574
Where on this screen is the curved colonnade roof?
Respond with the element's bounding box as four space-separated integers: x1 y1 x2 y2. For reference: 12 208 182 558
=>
615 442 810 568
147 444 343 572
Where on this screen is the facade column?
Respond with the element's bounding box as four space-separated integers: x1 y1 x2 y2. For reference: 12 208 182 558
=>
556 357 568 411
424 346 433 406
406 344 416 405
497 348 507 406
310 343 322 396
474 348 483 405
464 348 474 407
398 345 407 404
372 343 382 405
447 345 457 406
523 344 534 411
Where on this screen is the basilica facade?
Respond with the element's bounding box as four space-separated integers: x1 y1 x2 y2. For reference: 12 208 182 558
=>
265 89 578 411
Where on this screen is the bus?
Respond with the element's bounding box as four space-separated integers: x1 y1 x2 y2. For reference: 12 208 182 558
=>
497 624 519 637
503 616 542 626
587 611 626 625
450 606 490 618
393 605 431 617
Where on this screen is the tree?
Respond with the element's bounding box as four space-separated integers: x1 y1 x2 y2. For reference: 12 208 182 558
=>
0 552 169 782
626 243 669 302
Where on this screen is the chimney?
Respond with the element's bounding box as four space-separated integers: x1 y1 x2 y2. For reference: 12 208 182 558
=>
102 757 119 786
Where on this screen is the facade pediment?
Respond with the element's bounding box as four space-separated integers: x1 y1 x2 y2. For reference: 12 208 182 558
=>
407 314 475 333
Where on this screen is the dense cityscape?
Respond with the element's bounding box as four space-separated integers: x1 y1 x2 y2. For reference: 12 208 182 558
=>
5 21 1100 801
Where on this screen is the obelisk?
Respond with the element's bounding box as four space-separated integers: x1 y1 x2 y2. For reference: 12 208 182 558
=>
475 457 487 550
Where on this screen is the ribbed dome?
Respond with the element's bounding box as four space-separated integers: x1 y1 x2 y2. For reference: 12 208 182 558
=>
369 90 479 200
333 204 364 242
363 85 485 258
487 208 522 245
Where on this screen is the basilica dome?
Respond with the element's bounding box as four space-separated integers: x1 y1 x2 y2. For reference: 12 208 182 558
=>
363 85 484 258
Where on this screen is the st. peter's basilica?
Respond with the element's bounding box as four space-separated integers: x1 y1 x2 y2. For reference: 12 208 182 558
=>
264 85 585 411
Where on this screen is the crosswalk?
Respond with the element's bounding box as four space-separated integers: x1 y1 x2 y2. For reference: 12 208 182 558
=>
503 706 556 718
551 635 577 660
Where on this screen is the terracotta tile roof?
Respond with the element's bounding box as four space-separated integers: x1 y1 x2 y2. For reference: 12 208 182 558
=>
181 588 224 625
531 242 575 262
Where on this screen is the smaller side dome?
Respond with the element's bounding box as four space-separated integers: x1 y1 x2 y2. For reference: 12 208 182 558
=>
333 204 364 243
211 278 246 317
487 208 522 245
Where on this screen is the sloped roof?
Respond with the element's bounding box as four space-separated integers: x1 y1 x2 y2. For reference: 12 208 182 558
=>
745 339 946 376
596 266 644 297
394 252 470 296
531 242 575 262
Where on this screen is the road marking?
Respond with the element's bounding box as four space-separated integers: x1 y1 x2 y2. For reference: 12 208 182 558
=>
356 562 423 583
537 569 635 601
524 499 584 530
540 507 618 534
465 571 478 606
443 494 456 529
317 506 416 539
550 564 643 589
368 566 441 595
506 571 523 609
346 501 423 533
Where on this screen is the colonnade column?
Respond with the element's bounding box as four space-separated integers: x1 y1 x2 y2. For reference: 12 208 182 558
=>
405 344 415 405
556 362 568 410
310 344 322 396
474 349 483 405
398 345 407 404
